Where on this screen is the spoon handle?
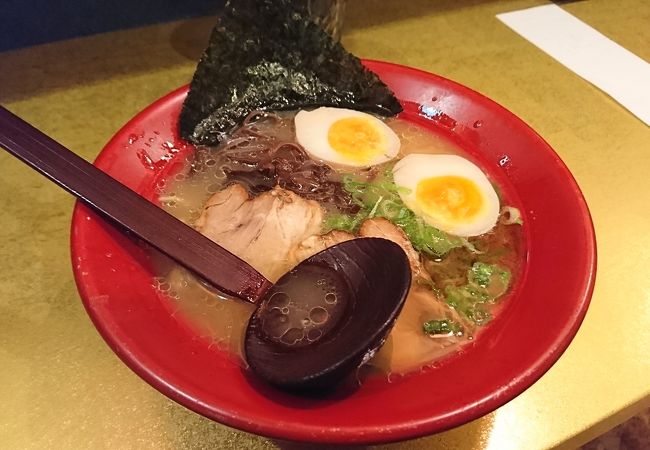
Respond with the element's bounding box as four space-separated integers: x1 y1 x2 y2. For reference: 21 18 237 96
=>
0 106 271 303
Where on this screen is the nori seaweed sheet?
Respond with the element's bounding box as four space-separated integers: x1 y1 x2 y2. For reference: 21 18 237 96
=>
179 0 403 146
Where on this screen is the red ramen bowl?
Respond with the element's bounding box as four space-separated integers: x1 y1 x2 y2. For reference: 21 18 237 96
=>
71 60 596 444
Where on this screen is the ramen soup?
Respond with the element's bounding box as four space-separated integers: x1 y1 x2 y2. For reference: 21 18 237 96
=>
156 108 524 377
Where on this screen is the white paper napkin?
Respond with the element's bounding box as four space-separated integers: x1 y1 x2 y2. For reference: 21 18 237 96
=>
497 4 650 126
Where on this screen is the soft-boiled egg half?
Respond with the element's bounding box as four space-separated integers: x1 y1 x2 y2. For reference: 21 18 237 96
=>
393 154 500 237
294 107 400 167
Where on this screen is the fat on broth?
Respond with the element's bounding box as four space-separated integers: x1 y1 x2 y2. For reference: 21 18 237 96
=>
155 111 523 375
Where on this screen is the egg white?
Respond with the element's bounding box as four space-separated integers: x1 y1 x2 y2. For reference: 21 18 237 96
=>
294 107 400 167
392 154 500 237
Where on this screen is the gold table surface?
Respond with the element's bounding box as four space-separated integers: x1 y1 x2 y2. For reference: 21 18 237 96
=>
1 1 649 448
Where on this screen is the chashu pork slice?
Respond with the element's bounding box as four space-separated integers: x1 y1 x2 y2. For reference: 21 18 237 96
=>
289 229 355 266
358 218 474 374
195 183 323 282
358 217 427 280
289 218 424 272
369 284 471 374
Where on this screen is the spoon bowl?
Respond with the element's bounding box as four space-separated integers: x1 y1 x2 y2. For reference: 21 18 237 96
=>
245 237 411 392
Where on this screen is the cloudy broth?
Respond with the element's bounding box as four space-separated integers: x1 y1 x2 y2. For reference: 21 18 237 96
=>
155 112 523 375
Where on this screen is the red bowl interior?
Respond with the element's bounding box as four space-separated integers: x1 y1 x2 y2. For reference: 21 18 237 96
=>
71 60 596 444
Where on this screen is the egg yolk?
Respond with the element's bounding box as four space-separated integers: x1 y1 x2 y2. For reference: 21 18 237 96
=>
327 117 384 163
415 176 483 223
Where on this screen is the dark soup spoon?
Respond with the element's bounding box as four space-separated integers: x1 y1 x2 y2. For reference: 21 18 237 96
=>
0 105 411 392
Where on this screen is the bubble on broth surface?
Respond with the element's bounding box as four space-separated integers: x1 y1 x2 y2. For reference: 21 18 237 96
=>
309 306 328 324
268 292 290 308
307 328 323 341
